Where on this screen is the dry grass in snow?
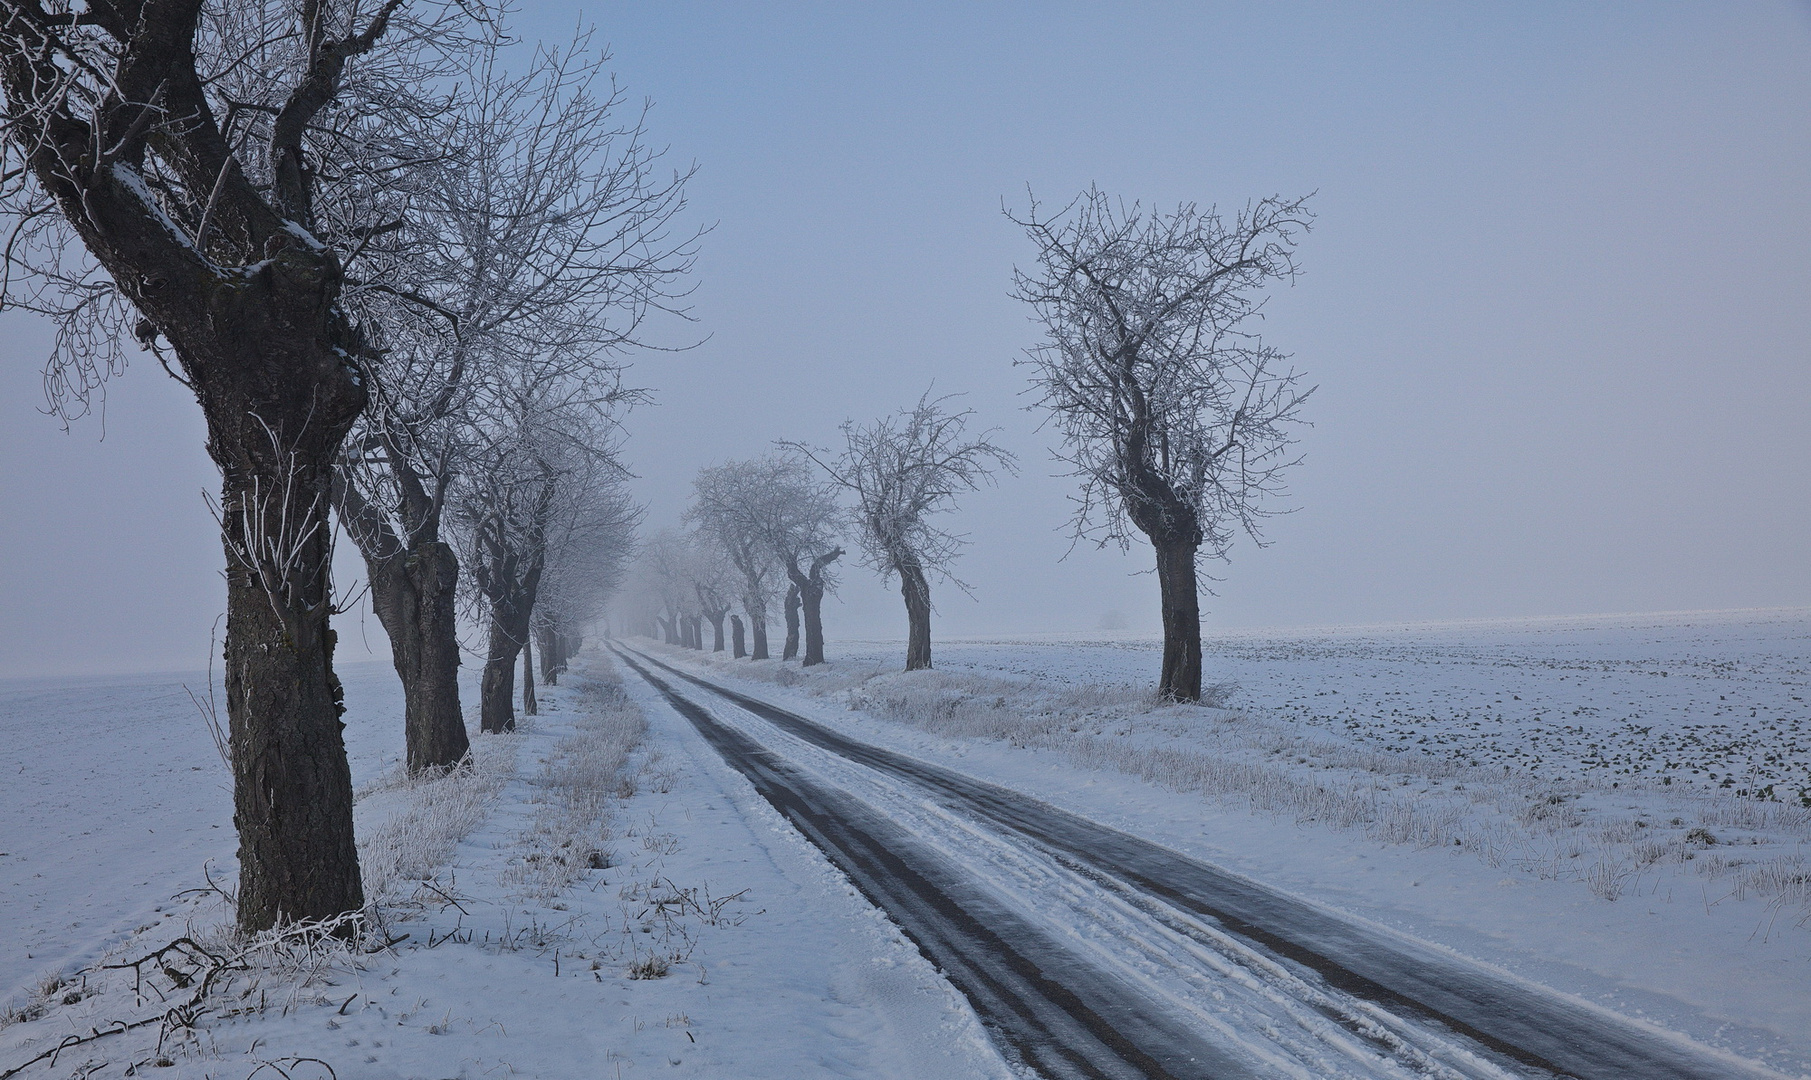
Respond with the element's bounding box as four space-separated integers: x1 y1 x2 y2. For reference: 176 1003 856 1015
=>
504 671 648 902
0 658 656 1079
354 730 518 906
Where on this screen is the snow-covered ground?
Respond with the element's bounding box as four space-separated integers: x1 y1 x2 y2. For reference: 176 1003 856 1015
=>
932 607 1811 799
648 607 1811 1077
0 656 1008 1079
3 609 1807 1078
0 661 411 1006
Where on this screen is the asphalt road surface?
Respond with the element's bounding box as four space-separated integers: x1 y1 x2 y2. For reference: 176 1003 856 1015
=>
613 643 1777 1080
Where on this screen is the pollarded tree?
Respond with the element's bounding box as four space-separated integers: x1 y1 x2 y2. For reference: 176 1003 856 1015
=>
334 28 694 770
687 460 784 660
635 527 696 649
523 452 638 693
687 536 737 653
0 0 493 931
690 455 840 665
1009 187 1314 702
760 456 843 667
455 366 630 730
788 393 1015 671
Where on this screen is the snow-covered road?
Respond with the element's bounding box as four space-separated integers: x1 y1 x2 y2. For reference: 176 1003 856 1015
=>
616 642 1786 1080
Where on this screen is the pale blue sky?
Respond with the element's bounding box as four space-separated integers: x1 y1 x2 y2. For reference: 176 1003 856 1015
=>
3 3 1808 673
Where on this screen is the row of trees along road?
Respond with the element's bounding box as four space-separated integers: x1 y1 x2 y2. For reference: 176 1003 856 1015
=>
683 454 844 665
630 190 1311 704
0 3 691 931
627 397 1014 673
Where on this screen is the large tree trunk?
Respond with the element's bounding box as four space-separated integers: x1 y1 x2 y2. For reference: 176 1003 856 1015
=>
334 476 469 774
537 622 561 685
219 440 365 932
731 615 746 658
0 1 381 934
707 613 726 652
782 584 801 660
195 267 369 931
899 559 932 671
522 636 538 716
1153 535 1203 702
364 542 469 772
480 615 523 732
478 561 539 739
800 579 828 666
749 607 769 660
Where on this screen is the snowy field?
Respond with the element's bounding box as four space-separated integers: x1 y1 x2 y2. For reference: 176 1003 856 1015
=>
654 607 1811 1076
924 607 1811 800
3 609 1809 1078
0 660 413 1005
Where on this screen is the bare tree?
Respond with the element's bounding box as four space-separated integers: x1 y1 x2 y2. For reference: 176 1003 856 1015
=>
788 393 1014 671
1009 187 1314 702
686 536 736 652
333 28 694 771
0 0 500 931
691 455 842 665
760 455 843 666
687 459 786 659
528 451 638 687
454 368 631 730
634 527 695 649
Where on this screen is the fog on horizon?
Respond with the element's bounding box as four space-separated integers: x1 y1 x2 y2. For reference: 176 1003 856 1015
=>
2 2 1807 678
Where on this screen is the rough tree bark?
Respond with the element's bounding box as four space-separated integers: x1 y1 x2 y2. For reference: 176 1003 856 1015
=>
748 604 769 660
480 617 521 732
730 614 746 658
696 585 729 652
1152 535 1203 701
1126 473 1205 702
536 622 561 685
0 1 420 928
898 558 933 671
522 637 537 716
334 478 468 772
475 546 544 732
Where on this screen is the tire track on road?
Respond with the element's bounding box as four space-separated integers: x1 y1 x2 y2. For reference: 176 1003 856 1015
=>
613 646 1249 1080
623 644 1780 1080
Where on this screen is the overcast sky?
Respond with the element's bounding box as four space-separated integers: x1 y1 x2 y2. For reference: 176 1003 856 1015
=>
3 2 1808 677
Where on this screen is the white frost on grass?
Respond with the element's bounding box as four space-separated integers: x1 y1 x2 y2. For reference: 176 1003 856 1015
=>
355 731 517 906
502 671 647 902
0 658 651 1079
